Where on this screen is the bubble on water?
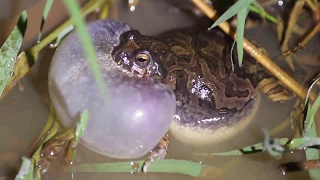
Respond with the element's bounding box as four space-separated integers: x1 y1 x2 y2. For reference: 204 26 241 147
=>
130 6 136 11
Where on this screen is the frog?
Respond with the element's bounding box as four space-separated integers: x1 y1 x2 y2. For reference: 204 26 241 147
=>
112 26 294 171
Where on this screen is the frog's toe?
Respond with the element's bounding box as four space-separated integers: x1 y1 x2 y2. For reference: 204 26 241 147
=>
257 77 294 102
142 133 169 173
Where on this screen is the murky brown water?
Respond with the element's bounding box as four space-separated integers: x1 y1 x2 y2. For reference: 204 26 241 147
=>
0 0 319 179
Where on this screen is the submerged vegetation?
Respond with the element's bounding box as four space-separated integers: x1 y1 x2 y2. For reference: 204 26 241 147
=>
0 0 319 179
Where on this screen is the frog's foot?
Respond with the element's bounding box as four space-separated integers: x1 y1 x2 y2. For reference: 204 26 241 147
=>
257 77 294 102
142 133 169 173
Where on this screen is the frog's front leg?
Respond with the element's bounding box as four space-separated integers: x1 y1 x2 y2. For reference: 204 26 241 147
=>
142 132 169 172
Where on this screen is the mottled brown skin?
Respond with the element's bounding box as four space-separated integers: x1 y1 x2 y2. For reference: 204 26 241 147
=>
112 27 290 131
112 27 293 172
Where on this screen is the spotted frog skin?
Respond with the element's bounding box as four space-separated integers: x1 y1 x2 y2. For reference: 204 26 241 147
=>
112 27 292 145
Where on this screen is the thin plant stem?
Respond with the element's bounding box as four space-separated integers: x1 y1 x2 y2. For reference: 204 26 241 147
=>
283 21 320 56
98 0 110 19
248 4 278 24
306 0 318 13
281 0 306 51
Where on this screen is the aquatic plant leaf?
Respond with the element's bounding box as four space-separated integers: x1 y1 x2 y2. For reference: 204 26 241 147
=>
304 114 320 179
69 159 203 177
38 0 54 42
303 96 320 137
63 0 109 105
304 112 320 178
236 7 249 66
195 138 289 156
0 0 105 99
208 0 254 30
74 109 89 146
50 25 74 48
196 134 320 157
305 147 320 179
302 78 320 178
0 10 27 97
287 137 320 149
15 157 35 180
31 105 57 149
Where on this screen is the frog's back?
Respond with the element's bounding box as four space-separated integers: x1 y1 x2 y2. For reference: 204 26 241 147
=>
156 28 262 144
113 27 263 145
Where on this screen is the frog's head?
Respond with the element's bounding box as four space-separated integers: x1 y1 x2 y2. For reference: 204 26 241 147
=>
112 30 168 80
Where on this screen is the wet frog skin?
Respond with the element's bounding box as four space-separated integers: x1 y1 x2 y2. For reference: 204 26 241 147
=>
112 27 292 145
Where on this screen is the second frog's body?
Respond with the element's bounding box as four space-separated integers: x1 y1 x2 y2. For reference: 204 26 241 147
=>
112 27 291 144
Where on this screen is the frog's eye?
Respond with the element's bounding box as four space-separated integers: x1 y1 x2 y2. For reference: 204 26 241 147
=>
135 53 151 67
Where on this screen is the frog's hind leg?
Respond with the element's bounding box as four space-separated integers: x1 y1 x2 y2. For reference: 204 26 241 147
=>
142 132 169 172
257 77 294 103
242 59 295 103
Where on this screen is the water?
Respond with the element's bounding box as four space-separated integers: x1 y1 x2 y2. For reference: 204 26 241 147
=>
0 0 318 179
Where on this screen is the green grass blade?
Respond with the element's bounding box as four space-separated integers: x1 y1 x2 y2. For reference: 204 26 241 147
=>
74 109 89 146
1 0 105 99
196 135 320 156
287 137 320 149
303 81 320 179
208 0 254 30
63 0 109 106
50 25 74 48
304 111 320 179
195 138 289 156
251 1 264 12
248 4 278 23
69 160 203 177
303 96 320 137
15 157 34 180
38 0 54 42
306 148 320 179
0 10 27 97
236 6 249 66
